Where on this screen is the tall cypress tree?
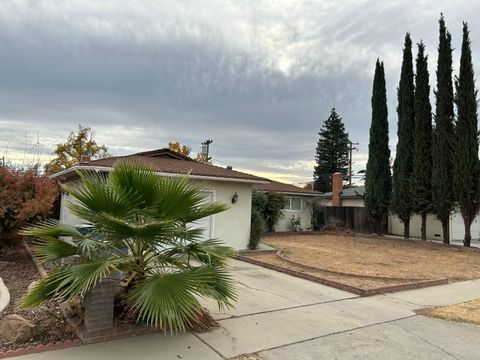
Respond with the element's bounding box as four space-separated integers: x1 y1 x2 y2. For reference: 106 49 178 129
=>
365 60 391 234
412 42 433 241
453 22 480 247
391 33 415 239
432 15 455 244
313 108 350 192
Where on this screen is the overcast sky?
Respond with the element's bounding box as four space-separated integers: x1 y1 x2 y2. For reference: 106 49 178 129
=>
0 1 479 183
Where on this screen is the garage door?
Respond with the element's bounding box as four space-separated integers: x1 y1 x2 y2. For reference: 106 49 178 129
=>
451 211 480 240
189 191 214 240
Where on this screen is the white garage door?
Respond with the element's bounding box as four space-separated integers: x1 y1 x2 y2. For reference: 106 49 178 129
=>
451 211 480 240
189 191 215 240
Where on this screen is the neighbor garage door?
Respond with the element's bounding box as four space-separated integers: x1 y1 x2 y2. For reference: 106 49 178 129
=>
189 191 214 240
451 211 480 240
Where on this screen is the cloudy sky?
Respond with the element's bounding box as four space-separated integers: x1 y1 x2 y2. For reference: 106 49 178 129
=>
0 1 479 183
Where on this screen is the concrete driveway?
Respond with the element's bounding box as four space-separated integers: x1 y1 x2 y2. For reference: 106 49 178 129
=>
15 259 480 360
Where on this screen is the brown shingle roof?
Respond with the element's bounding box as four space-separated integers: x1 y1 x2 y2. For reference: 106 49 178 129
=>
63 149 269 183
253 180 322 196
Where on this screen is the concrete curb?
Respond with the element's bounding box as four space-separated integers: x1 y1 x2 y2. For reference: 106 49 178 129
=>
0 277 10 314
233 255 449 296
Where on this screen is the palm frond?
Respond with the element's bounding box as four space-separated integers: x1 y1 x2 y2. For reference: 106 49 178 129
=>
32 238 78 264
20 219 84 240
20 268 65 308
185 202 229 223
127 266 224 331
64 170 137 222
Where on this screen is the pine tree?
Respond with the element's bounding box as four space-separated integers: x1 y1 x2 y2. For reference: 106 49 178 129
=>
391 33 415 239
313 108 350 192
365 60 391 234
432 15 455 244
412 42 433 241
453 22 480 247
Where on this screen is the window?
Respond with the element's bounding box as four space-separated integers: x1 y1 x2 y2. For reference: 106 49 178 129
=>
284 197 302 211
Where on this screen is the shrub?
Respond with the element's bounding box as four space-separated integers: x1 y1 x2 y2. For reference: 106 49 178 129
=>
290 215 302 232
263 192 286 232
251 190 286 232
249 208 264 250
0 165 58 247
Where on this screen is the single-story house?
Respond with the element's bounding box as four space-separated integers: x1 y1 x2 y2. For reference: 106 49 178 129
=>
318 173 479 241
318 173 365 207
51 148 270 250
253 181 322 231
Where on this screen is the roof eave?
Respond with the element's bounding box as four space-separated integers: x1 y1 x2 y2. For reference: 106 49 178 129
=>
50 165 269 184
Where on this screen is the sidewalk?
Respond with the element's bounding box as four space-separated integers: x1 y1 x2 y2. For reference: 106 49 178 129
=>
12 260 480 360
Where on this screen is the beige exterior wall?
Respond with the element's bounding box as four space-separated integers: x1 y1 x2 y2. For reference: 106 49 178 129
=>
275 196 314 232
59 178 253 250
200 180 252 249
317 198 364 207
318 199 333 206
388 214 444 240
340 198 365 207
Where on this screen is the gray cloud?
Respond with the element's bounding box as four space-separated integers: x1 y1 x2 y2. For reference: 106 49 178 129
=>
0 0 479 182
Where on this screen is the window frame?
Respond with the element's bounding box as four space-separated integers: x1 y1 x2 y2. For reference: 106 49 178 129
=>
283 196 302 211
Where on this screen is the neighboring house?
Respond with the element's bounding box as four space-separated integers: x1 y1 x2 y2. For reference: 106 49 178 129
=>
253 180 322 231
51 148 269 250
318 173 478 241
318 173 365 207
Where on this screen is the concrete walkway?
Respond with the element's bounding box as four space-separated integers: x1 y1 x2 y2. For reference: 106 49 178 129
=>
14 260 480 360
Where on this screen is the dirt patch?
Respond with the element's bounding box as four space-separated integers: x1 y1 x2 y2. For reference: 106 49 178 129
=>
242 252 422 290
239 234 480 293
262 234 480 281
421 299 480 326
0 247 77 352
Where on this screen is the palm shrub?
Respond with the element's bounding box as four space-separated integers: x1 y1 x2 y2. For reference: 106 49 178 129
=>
20 161 237 331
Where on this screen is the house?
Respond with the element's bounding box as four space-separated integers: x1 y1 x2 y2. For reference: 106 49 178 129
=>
51 148 269 250
253 180 322 231
318 173 478 241
318 172 365 207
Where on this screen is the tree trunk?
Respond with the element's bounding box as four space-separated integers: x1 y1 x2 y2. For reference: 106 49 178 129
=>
403 218 410 239
464 216 471 247
421 212 427 240
442 218 450 244
376 217 382 236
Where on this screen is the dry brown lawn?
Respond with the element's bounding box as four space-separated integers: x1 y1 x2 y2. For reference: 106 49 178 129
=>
241 234 480 291
421 299 480 326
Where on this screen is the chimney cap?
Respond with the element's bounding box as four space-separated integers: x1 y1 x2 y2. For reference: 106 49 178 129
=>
80 155 91 164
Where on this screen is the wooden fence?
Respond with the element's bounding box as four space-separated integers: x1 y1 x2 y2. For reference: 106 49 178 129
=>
313 206 387 234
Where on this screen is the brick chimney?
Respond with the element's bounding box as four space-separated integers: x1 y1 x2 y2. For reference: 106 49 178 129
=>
80 155 91 164
331 172 343 207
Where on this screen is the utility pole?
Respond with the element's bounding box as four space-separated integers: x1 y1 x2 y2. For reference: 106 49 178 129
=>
348 141 359 187
201 139 213 163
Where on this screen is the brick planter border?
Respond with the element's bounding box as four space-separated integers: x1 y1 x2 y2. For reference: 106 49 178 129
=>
20 240 160 348
233 255 449 296
0 340 82 359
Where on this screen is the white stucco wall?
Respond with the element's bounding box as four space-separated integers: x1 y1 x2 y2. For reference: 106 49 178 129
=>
340 198 365 207
388 214 444 240
59 192 85 226
59 178 253 250
199 180 252 249
275 197 313 232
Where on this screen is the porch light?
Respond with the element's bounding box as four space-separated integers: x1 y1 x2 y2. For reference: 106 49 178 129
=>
231 192 239 204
